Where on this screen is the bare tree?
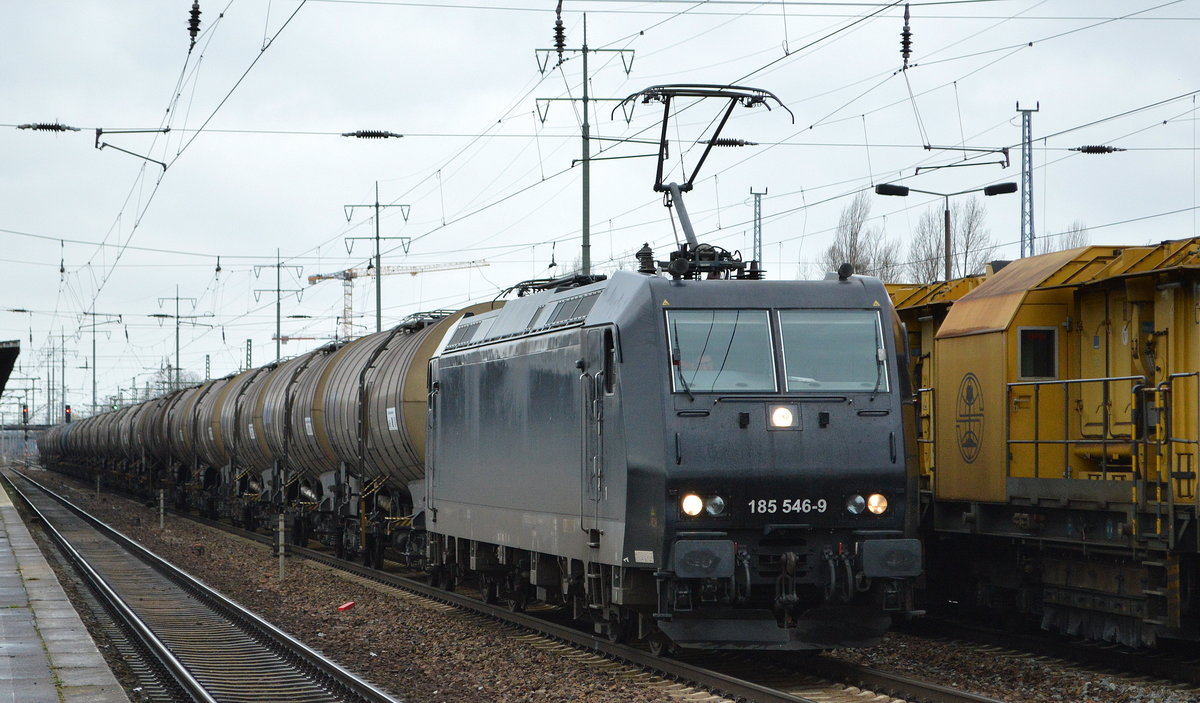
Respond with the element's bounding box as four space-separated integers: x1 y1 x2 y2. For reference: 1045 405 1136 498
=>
823 192 903 280
906 208 943 283
904 196 997 283
150 363 200 394
955 197 995 278
1038 219 1089 254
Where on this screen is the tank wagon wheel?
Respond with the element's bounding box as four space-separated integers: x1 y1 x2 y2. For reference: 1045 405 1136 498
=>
361 536 384 569
334 528 347 560
290 516 308 547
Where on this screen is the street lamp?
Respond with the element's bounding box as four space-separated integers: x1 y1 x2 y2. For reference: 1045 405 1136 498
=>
875 181 1017 281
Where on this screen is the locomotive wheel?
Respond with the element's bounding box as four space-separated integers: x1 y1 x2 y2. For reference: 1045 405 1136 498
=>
504 585 527 613
604 614 628 644
480 575 499 604
433 567 457 592
647 633 674 657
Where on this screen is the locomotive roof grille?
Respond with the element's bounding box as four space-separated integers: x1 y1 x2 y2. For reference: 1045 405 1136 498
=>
445 290 604 351
446 320 481 347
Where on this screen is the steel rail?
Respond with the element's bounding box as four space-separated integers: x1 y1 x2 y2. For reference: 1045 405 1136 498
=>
3 470 214 703
181 511 1008 703
8 470 399 703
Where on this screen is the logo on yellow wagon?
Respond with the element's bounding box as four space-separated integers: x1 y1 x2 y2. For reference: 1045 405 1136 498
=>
956 372 983 464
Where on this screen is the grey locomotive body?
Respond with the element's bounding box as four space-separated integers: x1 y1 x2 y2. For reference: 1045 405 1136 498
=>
420 269 921 650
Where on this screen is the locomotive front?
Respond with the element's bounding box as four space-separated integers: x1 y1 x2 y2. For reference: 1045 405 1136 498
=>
640 273 922 649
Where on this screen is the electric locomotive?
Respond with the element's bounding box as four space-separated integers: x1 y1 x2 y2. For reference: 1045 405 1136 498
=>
417 258 922 650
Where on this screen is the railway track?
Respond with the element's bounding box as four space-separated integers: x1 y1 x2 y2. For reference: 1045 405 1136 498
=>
2 469 397 703
900 615 1200 688
77 484 1009 703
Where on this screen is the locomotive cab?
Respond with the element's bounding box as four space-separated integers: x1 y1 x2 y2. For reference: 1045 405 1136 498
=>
423 269 922 651
648 274 922 649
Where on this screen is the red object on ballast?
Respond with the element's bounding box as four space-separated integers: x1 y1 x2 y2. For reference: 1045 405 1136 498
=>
337 601 356 612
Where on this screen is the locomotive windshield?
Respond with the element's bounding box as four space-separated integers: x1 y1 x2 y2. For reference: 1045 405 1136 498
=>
779 310 888 392
667 310 776 393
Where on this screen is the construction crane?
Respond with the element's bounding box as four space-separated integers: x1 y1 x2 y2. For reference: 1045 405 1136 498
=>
307 261 488 340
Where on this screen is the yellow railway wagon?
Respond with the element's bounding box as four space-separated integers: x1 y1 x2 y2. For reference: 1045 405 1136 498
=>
889 238 1200 647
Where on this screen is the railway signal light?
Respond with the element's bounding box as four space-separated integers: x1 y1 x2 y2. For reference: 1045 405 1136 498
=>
21 404 28 423
64 404 72 423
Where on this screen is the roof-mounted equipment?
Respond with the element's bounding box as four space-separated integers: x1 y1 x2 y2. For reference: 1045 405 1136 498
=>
616 84 792 281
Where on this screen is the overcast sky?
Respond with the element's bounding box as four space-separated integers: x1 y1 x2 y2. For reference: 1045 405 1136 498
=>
2 0 1197 420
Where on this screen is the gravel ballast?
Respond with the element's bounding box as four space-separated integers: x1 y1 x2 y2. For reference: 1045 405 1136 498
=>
26 468 1200 703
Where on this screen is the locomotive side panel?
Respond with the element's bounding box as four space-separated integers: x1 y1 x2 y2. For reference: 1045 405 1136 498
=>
431 329 621 564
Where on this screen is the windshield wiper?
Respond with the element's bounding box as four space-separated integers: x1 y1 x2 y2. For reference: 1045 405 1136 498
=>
870 347 885 400
671 321 695 402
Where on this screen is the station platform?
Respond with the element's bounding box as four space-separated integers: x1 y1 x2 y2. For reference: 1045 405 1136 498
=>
0 472 129 703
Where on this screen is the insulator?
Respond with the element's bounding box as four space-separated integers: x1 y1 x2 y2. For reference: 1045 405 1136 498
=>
342 130 403 139
554 19 566 56
900 4 912 68
704 138 756 147
17 122 80 132
1073 145 1125 154
188 2 202 47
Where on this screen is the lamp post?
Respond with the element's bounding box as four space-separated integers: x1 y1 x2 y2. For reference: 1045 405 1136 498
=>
875 181 1017 281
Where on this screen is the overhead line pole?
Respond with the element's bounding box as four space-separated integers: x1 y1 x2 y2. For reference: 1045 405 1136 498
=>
1017 102 1039 257
751 187 767 266
536 8 634 277
253 251 303 362
82 309 122 413
344 183 411 333
151 287 210 390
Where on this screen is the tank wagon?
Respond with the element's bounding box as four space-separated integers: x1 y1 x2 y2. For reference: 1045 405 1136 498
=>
889 238 1200 647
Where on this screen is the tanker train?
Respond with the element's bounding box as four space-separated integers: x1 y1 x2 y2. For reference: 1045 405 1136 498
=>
888 237 1200 648
37 85 922 653
39 259 922 651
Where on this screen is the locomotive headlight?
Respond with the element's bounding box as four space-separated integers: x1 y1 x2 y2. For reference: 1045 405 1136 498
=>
704 495 726 516
681 493 704 517
768 404 799 429
867 493 889 515
846 494 866 515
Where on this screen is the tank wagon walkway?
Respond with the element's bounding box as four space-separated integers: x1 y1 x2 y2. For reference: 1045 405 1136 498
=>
0 472 128 703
